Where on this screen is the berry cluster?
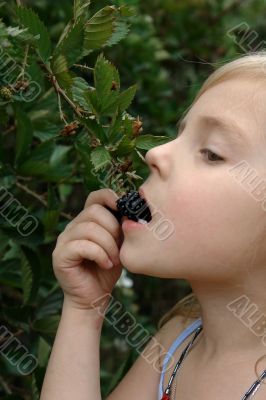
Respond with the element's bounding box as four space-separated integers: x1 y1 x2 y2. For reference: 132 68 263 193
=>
105 190 152 224
116 190 152 223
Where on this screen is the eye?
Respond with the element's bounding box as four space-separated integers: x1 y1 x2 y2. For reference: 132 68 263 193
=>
200 148 224 163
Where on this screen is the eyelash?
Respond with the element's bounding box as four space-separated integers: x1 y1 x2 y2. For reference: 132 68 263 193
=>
200 148 224 163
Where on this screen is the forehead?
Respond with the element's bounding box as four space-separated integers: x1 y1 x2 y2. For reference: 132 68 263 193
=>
185 77 266 146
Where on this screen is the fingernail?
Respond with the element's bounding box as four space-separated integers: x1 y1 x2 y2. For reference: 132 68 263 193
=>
106 259 114 269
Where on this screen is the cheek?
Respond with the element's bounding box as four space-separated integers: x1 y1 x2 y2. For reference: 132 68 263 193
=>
163 176 263 271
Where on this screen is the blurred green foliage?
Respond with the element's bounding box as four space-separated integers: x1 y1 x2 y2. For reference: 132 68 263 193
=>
1 0 266 398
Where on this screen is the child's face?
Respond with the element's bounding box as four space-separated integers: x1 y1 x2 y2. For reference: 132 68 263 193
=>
120 77 266 283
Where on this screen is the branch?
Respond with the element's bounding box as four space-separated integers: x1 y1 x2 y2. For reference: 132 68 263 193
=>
15 181 73 220
0 375 12 395
42 62 83 119
73 63 94 72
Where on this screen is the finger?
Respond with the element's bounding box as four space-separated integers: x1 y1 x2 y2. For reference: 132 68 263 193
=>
58 221 120 265
64 204 122 244
85 188 119 210
53 239 114 270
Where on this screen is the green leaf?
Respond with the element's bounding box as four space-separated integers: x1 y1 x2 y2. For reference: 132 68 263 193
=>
42 209 60 233
135 135 172 150
117 84 137 112
94 53 114 106
108 113 123 141
16 6 52 62
105 20 130 47
101 91 120 114
32 315 61 335
51 54 68 75
83 6 116 51
115 135 135 156
84 89 100 115
17 160 73 182
79 116 107 143
90 146 111 171
37 336 51 368
0 259 22 288
119 5 137 17
53 20 84 67
71 77 92 112
26 138 54 162
14 109 33 168
20 249 33 305
20 246 41 306
50 145 71 166
74 0 91 21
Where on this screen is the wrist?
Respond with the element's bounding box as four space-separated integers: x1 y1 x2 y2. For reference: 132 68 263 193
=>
62 297 106 330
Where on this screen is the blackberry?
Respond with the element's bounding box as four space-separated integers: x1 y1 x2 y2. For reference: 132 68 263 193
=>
105 190 152 224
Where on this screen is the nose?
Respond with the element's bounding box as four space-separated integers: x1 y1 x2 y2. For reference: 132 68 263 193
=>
144 141 173 179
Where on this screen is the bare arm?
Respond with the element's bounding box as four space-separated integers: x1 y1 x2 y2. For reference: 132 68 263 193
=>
40 298 104 400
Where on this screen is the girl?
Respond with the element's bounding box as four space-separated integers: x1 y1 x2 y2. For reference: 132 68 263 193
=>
40 51 266 400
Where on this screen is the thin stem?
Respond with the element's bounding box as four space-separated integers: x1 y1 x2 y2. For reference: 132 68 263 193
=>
0 374 12 394
16 44 29 81
57 90 68 124
42 62 83 119
15 181 73 220
3 124 16 135
73 63 94 72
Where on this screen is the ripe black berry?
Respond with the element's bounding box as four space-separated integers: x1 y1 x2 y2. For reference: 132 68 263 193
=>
105 190 152 224
116 190 152 222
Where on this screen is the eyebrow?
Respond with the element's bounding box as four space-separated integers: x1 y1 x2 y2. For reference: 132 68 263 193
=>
176 114 250 147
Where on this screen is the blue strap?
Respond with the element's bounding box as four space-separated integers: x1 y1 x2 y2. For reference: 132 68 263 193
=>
158 317 202 400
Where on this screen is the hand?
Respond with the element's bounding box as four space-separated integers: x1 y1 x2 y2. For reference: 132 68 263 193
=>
52 189 124 312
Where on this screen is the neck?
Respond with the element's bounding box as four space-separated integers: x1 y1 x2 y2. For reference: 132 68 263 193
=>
189 277 266 364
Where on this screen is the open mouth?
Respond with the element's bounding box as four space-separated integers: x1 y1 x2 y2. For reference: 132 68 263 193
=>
116 190 152 224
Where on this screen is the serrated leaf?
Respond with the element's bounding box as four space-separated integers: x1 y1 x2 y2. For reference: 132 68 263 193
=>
7 25 28 37
53 20 84 67
115 135 135 156
108 113 123 141
84 89 100 115
94 53 114 102
16 6 52 62
118 84 137 112
135 135 172 150
74 0 91 21
119 5 137 17
105 20 130 47
101 91 120 114
14 109 33 168
71 77 92 112
83 6 116 51
51 54 68 75
79 116 107 143
20 246 41 306
90 146 111 171
20 249 33 305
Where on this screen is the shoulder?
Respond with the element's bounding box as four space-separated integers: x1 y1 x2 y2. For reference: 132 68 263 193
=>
157 315 199 368
158 314 199 345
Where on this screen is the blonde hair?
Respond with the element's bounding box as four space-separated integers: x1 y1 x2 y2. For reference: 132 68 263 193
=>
157 50 266 331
